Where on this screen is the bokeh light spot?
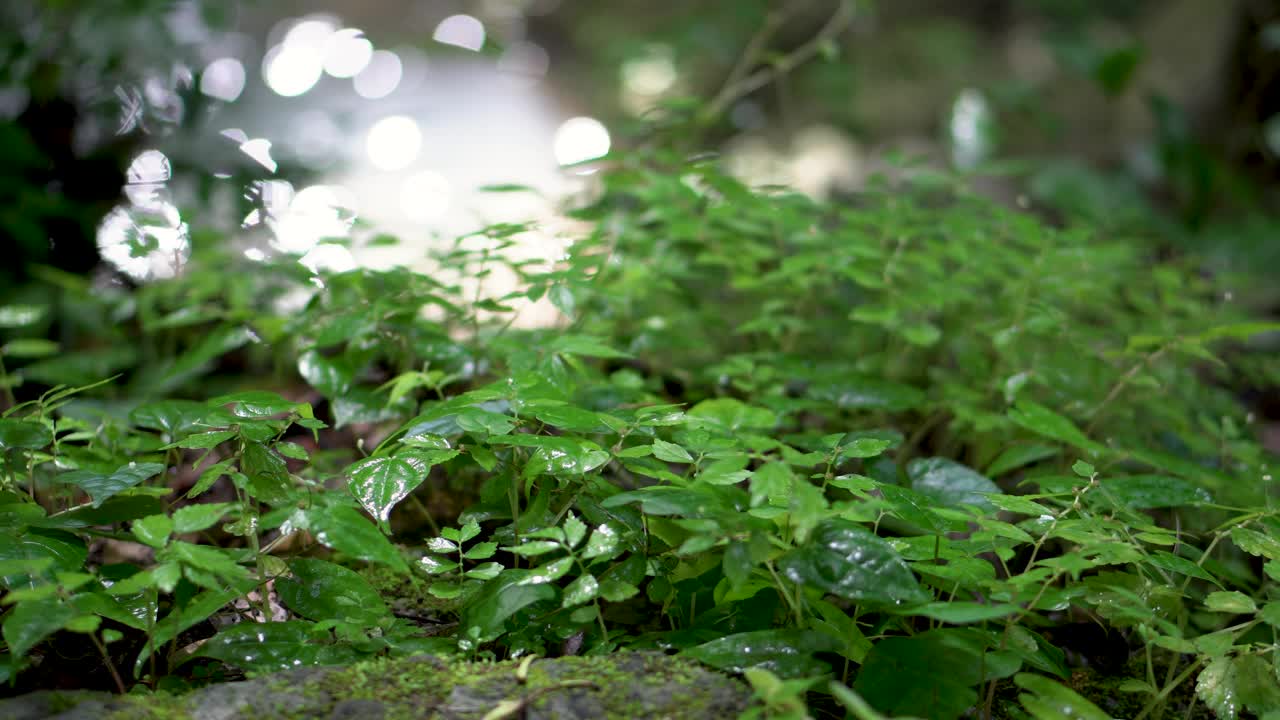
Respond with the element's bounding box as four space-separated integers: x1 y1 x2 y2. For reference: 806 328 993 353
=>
433 15 485 51
366 115 421 171
553 117 611 166
200 57 246 102
323 29 374 79
353 50 403 99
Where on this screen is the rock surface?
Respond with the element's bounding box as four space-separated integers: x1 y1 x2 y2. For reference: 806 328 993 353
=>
0 652 751 720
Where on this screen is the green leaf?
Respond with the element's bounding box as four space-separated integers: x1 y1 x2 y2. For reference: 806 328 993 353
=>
1231 527 1280 561
136 587 240 674
240 443 293 505
0 305 47 328
807 377 925 412
1204 591 1256 614
1146 551 1221 587
779 518 928 605
1234 654 1280 715
130 399 208 436
581 523 621 560
652 439 694 463
304 505 408 572
347 452 449 524
986 443 1059 477
1097 475 1211 509
196 620 357 673
907 457 1001 511
1197 657 1240 720
562 513 587 550
687 398 776 431
55 462 165 508
1008 401 1105 454
171 430 236 449
2 598 75 657
0 419 52 451
854 634 983 719
1014 673 1111 720
461 572 556 643
211 390 298 418
900 602 1020 624
456 407 516 436
2 339 58 358
276 557 389 625
132 514 173 548
685 629 841 679
562 573 598 608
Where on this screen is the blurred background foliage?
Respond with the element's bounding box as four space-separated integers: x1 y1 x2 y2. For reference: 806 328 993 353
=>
0 0 1277 328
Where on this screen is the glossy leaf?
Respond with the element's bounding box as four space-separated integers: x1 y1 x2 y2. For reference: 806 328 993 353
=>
685 629 841 678
196 620 358 673
55 462 165 508
276 557 389 625
779 518 928 605
562 573 598 608
347 452 452 524
462 571 556 643
305 505 408 572
0 419 52 451
1096 475 1210 509
907 457 1001 511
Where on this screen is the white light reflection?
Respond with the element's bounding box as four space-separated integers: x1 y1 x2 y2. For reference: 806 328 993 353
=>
269 185 358 254
284 18 338 50
300 243 357 273
353 50 403 99
97 204 190 281
323 29 373 79
238 138 277 173
366 115 421 171
200 57 246 102
553 117 610 167
263 44 323 97
400 170 451 222
433 15 485 51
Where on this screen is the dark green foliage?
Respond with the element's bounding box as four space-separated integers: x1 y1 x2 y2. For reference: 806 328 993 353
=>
0 148 1277 720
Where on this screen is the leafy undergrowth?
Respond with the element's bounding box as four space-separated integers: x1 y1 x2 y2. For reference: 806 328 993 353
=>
0 150 1278 720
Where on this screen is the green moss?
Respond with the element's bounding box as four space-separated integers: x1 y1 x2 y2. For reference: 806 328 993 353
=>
254 651 743 720
361 563 460 617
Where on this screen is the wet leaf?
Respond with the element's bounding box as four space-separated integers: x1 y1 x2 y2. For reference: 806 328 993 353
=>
1014 673 1111 720
1008 401 1105 454
562 573 598 607
1096 475 1211 509
0 419 52 451
685 629 840 678
55 462 165 508
1230 527 1280 561
462 572 556 643
1196 657 1239 720
196 620 358 673
276 557 389 625
347 452 454 524
779 518 928 606
907 457 1001 511
305 504 408 572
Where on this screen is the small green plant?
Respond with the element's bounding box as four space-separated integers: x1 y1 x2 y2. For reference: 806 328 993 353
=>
0 145 1277 719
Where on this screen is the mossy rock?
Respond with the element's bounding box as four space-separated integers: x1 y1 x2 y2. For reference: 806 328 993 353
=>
0 652 750 720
